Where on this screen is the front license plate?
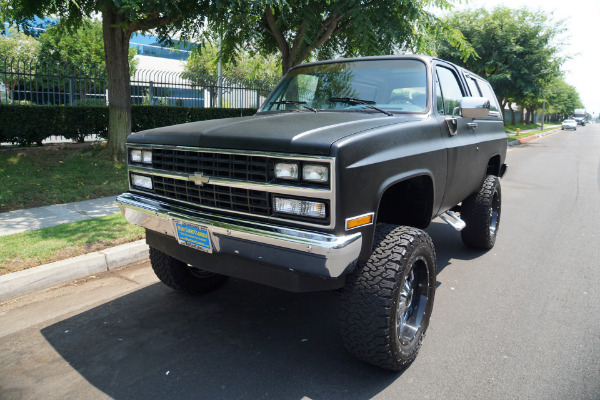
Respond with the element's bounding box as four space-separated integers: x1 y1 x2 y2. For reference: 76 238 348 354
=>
173 221 212 253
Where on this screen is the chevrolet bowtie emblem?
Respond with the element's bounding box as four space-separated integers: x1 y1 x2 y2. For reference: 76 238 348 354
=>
189 172 210 186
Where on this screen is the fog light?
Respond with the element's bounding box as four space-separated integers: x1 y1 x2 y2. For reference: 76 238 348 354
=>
131 174 153 190
275 162 299 180
130 149 142 163
274 197 326 219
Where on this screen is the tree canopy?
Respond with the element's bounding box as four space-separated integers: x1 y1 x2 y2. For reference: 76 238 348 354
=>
37 19 138 73
184 42 280 83
212 0 473 76
0 27 40 61
9 0 211 161
435 6 567 124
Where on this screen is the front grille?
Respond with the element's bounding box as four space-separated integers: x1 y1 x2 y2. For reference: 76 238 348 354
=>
152 149 269 183
153 176 271 216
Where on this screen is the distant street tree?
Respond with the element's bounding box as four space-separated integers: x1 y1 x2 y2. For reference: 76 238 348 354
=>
38 19 137 71
544 78 583 121
0 28 40 102
435 6 566 124
10 0 210 162
184 42 280 107
0 27 39 61
212 0 474 76
184 42 280 83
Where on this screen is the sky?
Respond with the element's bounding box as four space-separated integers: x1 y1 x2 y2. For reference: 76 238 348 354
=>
446 0 600 117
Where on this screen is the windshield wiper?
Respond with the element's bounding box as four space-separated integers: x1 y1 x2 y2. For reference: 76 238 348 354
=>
328 97 393 116
270 100 317 113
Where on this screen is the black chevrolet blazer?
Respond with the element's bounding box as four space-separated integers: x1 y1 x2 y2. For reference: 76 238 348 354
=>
118 55 507 371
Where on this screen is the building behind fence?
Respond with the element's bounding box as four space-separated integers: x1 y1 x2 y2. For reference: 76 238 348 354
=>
1 57 277 109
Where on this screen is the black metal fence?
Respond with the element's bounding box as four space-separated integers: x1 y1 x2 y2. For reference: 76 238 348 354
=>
1 57 277 109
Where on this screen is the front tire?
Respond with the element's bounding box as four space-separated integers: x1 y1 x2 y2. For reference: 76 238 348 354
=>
149 247 229 295
460 175 501 249
340 225 436 371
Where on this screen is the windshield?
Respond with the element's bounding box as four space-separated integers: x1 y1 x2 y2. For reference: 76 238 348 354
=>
260 59 427 113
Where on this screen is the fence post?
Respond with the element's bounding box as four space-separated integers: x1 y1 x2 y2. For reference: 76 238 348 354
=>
149 80 154 105
69 76 74 106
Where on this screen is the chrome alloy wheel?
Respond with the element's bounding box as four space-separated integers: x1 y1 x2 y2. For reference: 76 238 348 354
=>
396 257 430 346
489 190 501 237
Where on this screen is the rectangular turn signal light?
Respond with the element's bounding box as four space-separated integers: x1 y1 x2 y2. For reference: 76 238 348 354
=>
346 213 374 230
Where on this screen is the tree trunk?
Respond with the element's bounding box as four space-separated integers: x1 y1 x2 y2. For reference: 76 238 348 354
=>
509 102 515 125
103 10 132 163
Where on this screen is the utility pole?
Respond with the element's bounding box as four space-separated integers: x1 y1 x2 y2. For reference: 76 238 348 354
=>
217 35 223 108
540 99 545 131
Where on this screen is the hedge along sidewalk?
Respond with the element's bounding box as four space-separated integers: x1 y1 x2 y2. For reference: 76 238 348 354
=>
0 105 257 146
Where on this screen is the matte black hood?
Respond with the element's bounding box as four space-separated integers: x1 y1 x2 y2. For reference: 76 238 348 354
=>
127 112 417 155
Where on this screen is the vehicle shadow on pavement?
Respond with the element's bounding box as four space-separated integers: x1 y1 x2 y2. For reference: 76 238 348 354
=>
41 279 399 399
426 221 489 277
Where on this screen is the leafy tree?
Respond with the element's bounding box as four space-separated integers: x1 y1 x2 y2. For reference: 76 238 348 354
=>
10 0 210 161
185 42 280 83
544 78 582 121
0 27 39 61
0 27 40 102
435 6 565 124
36 19 138 108
183 41 280 106
213 0 473 76
38 19 137 70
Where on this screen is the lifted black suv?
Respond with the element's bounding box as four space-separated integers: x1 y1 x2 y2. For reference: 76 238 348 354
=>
118 55 507 371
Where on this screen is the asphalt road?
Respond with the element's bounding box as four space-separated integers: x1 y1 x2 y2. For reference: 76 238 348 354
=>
1 125 599 400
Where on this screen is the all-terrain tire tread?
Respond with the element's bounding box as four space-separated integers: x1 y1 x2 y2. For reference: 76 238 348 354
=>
460 175 501 249
340 224 436 371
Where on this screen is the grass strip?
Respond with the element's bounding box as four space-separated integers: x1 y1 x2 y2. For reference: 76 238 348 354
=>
0 213 145 275
0 142 128 212
507 125 561 142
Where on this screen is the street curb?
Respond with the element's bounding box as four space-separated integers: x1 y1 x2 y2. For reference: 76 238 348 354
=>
507 127 561 146
0 240 149 302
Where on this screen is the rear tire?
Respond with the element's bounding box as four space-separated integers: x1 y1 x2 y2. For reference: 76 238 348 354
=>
149 247 229 295
461 175 501 249
340 224 436 371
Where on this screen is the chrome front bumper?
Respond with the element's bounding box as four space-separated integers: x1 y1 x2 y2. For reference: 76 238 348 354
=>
117 193 362 278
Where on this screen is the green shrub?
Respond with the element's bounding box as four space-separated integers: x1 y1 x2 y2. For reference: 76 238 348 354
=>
0 105 257 146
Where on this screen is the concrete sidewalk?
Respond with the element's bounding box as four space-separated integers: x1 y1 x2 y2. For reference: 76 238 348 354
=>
0 195 150 302
0 195 120 237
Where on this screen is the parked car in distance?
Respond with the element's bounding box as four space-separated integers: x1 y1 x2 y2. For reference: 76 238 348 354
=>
561 119 577 130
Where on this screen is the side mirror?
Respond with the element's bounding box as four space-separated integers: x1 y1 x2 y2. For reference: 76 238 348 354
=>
460 97 490 119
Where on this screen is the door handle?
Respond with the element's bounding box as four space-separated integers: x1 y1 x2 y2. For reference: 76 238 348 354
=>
467 122 478 130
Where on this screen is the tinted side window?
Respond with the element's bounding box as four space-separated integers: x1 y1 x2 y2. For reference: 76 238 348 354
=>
477 80 500 113
436 66 463 116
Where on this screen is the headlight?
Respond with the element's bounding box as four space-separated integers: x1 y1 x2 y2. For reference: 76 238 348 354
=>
302 164 329 183
130 149 142 163
142 150 152 164
130 149 152 164
274 197 326 219
275 162 299 180
131 174 153 190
